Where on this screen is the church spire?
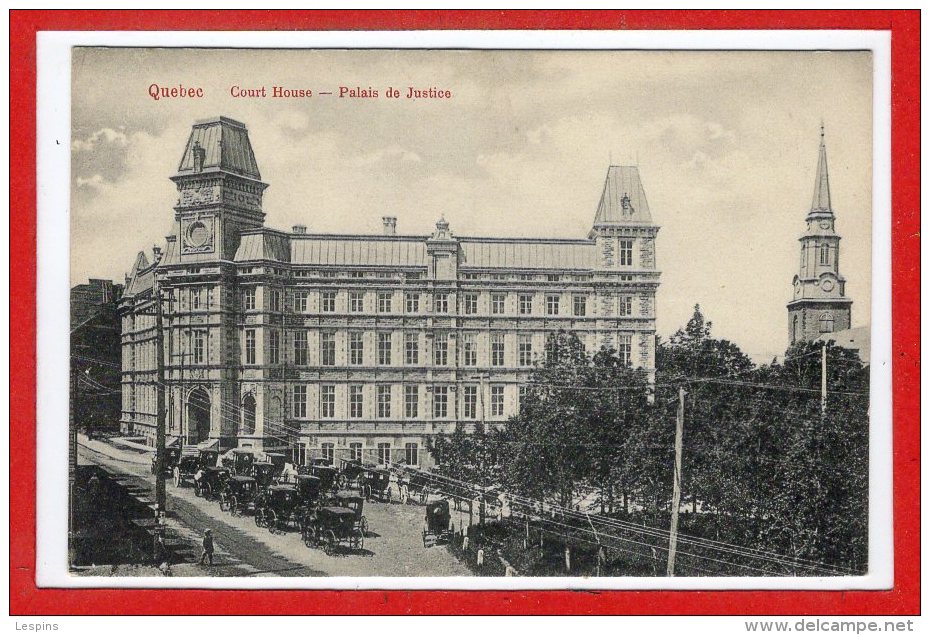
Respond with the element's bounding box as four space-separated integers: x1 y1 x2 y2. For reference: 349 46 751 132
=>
810 123 832 214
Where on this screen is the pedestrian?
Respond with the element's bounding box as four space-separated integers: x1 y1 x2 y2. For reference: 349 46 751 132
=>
153 533 171 575
199 528 215 565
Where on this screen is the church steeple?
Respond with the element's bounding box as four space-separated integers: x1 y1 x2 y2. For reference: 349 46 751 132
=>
810 123 832 214
787 125 852 344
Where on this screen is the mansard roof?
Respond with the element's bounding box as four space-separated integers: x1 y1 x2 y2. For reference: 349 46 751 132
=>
592 165 652 225
175 116 262 181
458 238 594 270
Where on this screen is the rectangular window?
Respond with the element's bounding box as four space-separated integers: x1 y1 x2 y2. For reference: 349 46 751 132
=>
293 385 307 418
518 386 528 410
191 287 205 311
320 332 336 366
269 289 281 312
619 295 633 317
244 329 256 365
491 294 505 315
404 333 419 365
405 385 419 418
293 442 307 468
433 336 448 366
349 385 363 418
296 290 310 313
377 443 391 465
293 331 308 366
321 443 335 466
573 295 587 317
378 332 392 365
377 292 393 313
519 294 533 315
461 332 477 366
349 291 364 312
349 332 364 365
463 385 477 419
618 333 632 367
518 334 533 367
349 442 363 462
242 288 256 311
619 239 633 266
192 329 206 364
546 295 560 316
321 290 336 312
405 293 419 313
547 274 561 282
434 292 448 313
433 386 448 418
491 385 505 417
351 271 365 279
405 443 419 466
320 385 335 418
377 385 392 418
464 293 478 315
491 333 505 366
269 330 280 365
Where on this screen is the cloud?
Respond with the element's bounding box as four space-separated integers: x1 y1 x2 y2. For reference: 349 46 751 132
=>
347 145 423 167
71 127 129 152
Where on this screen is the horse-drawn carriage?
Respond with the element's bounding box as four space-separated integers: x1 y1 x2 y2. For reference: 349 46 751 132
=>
305 463 340 496
173 448 219 488
359 467 396 503
336 458 366 490
220 448 258 476
150 445 182 477
301 506 365 555
219 475 258 516
254 475 324 534
422 499 454 547
194 466 230 500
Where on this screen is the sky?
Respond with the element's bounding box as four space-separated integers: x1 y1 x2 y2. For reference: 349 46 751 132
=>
71 48 873 362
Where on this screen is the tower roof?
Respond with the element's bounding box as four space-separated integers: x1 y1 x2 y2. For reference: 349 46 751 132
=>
810 126 832 214
592 165 652 225
175 116 262 180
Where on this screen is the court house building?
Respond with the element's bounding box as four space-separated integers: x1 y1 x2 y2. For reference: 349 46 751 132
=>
120 116 660 468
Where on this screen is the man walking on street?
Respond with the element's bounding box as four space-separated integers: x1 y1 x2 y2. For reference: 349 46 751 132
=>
199 528 215 565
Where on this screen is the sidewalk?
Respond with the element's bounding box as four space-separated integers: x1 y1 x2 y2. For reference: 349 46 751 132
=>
77 433 150 465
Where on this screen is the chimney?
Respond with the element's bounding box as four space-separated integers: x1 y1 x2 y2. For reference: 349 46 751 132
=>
192 140 205 172
382 216 397 236
152 245 163 263
292 224 307 234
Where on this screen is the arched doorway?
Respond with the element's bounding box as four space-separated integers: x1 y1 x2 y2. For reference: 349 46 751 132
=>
241 394 256 436
187 388 211 444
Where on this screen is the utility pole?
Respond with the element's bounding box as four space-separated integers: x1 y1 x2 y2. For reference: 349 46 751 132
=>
153 278 167 524
821 342 828 415
667 386 685 576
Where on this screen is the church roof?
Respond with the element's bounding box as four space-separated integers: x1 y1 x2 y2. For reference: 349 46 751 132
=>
592 165 652 225
816 326 870 365
175 116 262 181
810 128 832 213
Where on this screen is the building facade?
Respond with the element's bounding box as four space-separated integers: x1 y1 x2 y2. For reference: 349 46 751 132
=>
787 127 853 344
120 116 660 468
72 278 123 434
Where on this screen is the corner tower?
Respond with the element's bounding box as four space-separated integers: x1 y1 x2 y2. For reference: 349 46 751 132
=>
787 126 853 343
170 116 268 261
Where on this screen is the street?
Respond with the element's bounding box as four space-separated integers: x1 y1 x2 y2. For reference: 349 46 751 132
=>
77 438 472 577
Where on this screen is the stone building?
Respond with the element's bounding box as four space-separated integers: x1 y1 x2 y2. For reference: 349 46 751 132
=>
120 116 660 468
787 127 853 344
71 278 123 434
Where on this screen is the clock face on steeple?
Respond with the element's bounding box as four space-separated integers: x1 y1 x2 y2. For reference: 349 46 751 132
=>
819 220 831 230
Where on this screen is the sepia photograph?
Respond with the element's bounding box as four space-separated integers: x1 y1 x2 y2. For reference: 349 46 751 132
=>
59 44 880 586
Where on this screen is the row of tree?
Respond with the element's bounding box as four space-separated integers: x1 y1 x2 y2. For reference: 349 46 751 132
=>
428 306 869 574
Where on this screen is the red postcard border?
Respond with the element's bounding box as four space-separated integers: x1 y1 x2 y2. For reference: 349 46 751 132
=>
9 9 920 616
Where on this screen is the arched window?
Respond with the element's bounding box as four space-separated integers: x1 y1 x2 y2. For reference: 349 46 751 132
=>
792 315 800 343
819 312 835 334
241 394 256 436
819 243 830 265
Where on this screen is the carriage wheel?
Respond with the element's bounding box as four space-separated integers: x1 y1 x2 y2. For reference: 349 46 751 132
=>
359 516 368 537
266 509 278 534
173 467 181 487
337 474 348 490
355 530 364 551
400 485 409 505
420 487 429 504
229 496 240 516
218 493 228 511
254 508 265 527
323 530 337 556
